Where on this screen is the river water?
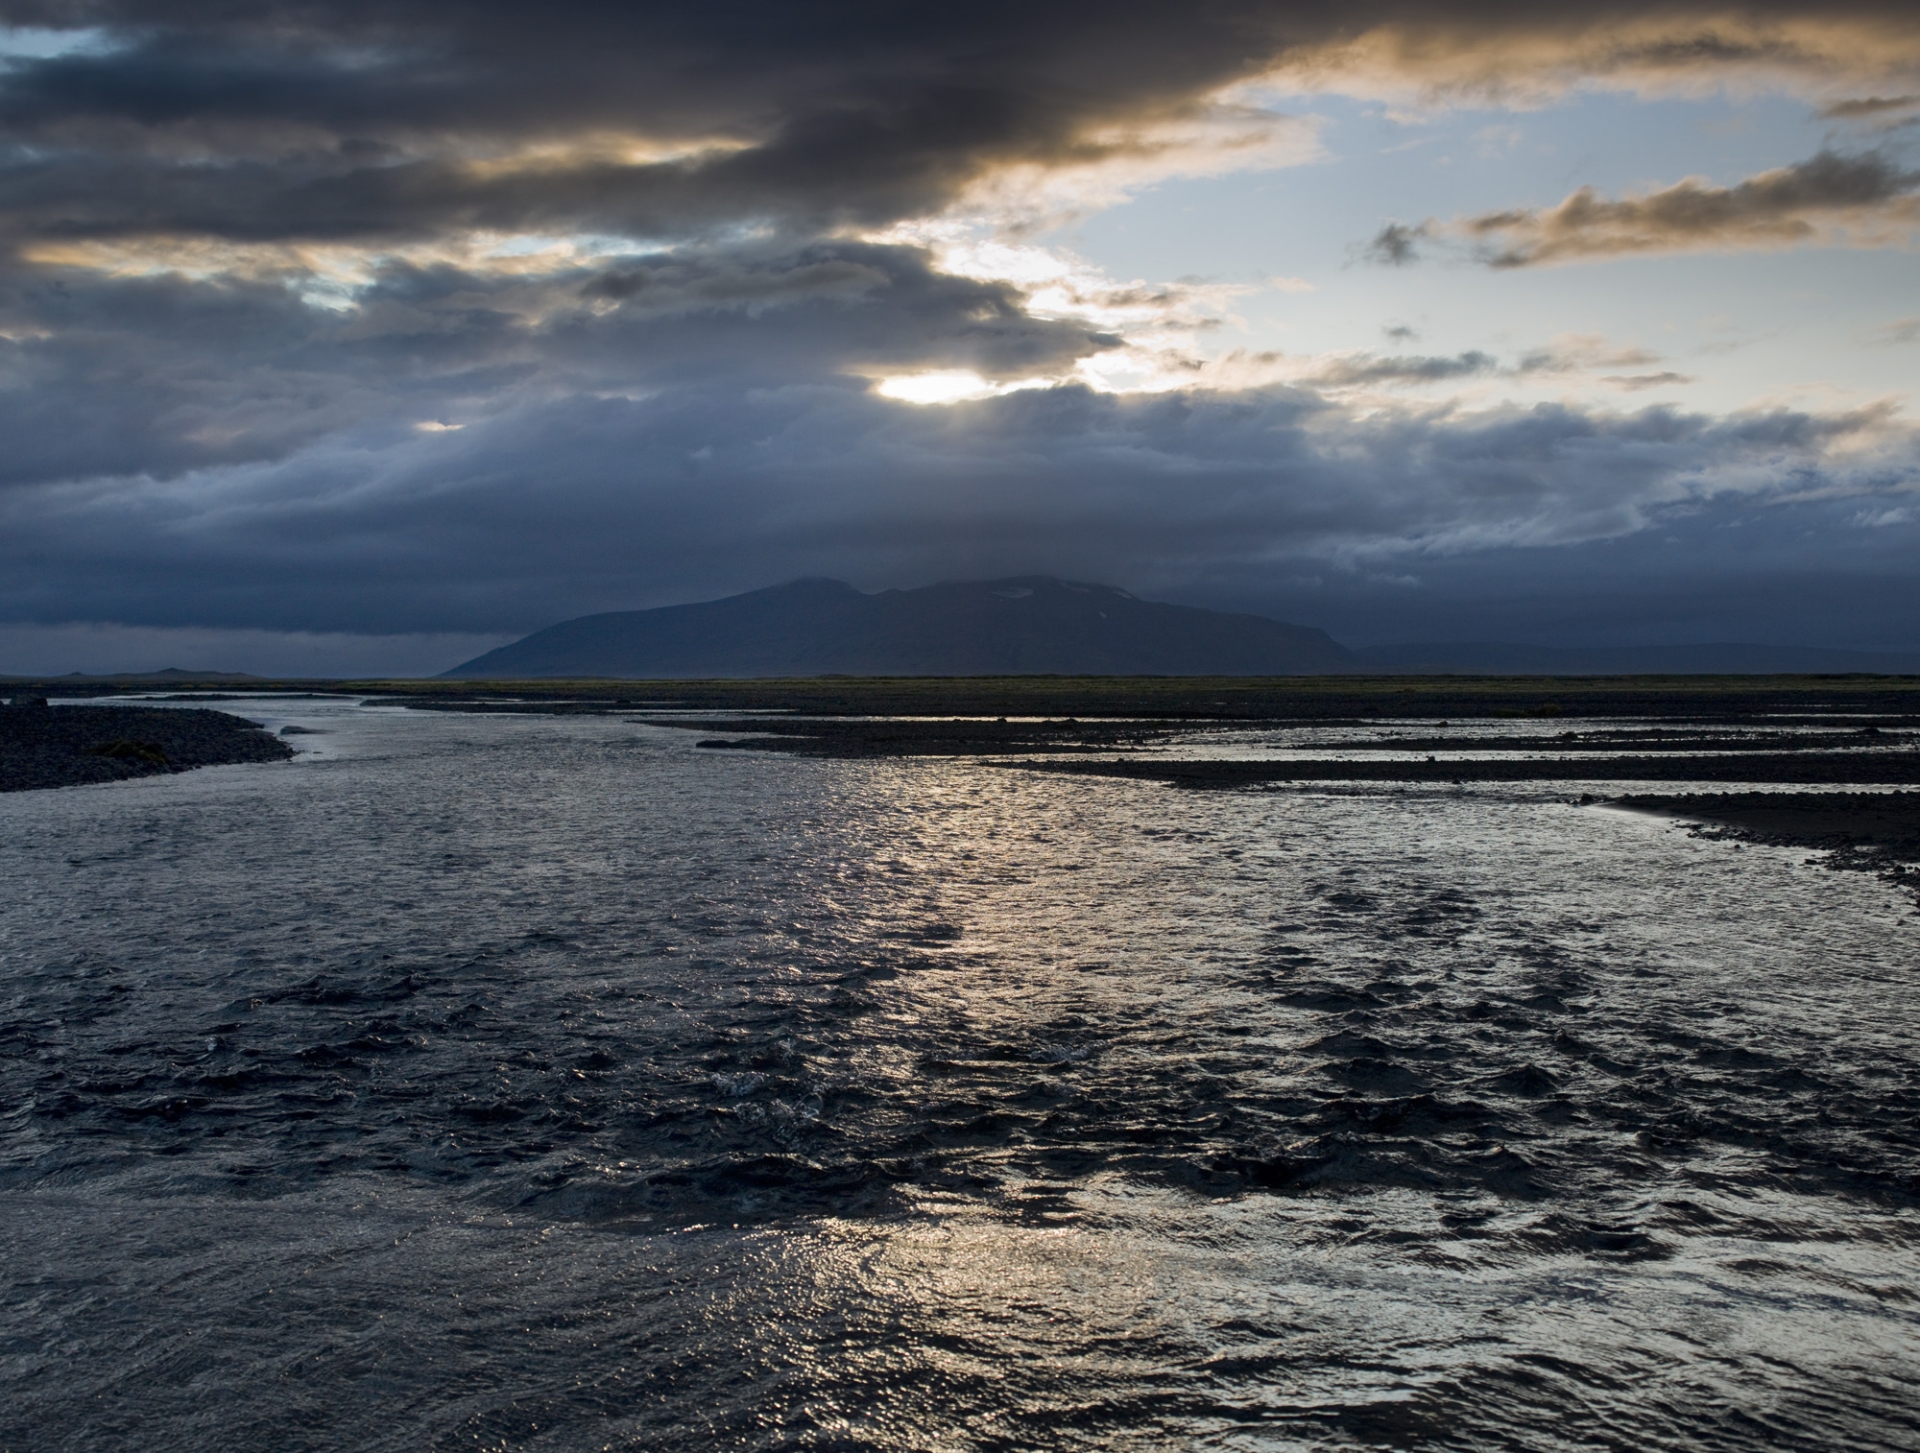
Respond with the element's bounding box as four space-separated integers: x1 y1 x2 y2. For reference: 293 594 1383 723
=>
2 699 1916 1451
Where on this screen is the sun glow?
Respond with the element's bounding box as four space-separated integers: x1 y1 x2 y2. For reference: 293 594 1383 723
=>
875 371 1012 404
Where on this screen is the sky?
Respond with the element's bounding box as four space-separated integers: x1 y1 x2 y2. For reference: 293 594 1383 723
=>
1 1 1917 674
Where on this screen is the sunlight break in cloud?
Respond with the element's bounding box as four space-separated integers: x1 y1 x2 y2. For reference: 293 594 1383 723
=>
873 371 1050 405
864 222 1260 396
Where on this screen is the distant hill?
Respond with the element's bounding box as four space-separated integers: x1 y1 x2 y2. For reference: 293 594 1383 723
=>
0 667 264 684
444 577 1355 678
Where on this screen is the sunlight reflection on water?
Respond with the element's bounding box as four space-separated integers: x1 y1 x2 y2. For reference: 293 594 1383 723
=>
0 700 1915 1450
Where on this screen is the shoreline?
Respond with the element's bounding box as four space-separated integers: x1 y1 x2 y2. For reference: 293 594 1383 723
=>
1614 791 1920 900
0 703 294 793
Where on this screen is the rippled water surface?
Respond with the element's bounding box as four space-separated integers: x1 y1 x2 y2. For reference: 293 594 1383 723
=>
2 700 1917 1451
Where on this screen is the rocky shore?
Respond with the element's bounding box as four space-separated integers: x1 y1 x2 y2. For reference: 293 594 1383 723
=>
1617 791 1920 902
0 700 293 792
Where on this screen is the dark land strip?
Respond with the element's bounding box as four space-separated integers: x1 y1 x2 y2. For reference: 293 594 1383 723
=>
1619 791 1920 849
1618 792 1920 906
1016 752 1920 786
643 713 1920 784
19 670 1920 723
383 673 1920 722
0 702 292 792
658 713 1918 766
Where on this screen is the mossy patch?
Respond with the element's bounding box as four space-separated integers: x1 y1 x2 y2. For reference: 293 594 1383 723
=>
86 740 170 767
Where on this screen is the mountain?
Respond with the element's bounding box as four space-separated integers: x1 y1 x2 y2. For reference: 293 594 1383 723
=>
444 577 1354 678
0 667 264 683
1354 642 1920 675
440 577 1920 681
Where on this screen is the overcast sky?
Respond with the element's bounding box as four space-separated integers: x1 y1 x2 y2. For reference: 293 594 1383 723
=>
2 1 1917 673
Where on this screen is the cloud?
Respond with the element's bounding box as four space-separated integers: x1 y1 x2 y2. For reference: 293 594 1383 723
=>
1231 501 1920 654
1866 315 1920 343
0 0 1916 660
1514 334 1664 372
1460 151 1920 266
1820 93 1920 120
1285 334 1673 392
0 621 509 677
1363 221 1431 265
1301 351 1498 387
0 239 1118 490
0 3 1912 266
0 370 1908 635
1602 371 1695 390
1266 11 1920 107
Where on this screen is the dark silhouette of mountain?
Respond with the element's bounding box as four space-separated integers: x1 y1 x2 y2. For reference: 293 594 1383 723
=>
444 577 1354 678
1354 641 1920 675
440 577 1920 681
0 667 264 683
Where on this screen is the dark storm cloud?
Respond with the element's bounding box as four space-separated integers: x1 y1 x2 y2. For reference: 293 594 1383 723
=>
1214 496 1920 654
0 4 1280 247
0 0 1917 657
1 2 1916 250
0 369 1904 634
0 239 1115 489
1 208 1901 641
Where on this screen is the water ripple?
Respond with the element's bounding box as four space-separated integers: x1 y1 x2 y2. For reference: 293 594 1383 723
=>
0 701 1915 1450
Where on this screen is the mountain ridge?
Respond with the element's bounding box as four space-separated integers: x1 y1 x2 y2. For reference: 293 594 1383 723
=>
443 576 1920 680
445 576 1353 678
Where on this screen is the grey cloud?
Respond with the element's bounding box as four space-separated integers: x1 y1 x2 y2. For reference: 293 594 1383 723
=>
1514 337 1661 373
1304 351 1497 386
1461 150 1920 266
0 239 1115 488
1821 94 1920 119
0 620 509 676
1866 315 1920 343
1602 371 1694 389
1363 221 1429 265
1302 337 1667 389
1218 502 1920 655
0 373 1901 635
0 7 1284 247
0 3 1914 253
0 1 1916 660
